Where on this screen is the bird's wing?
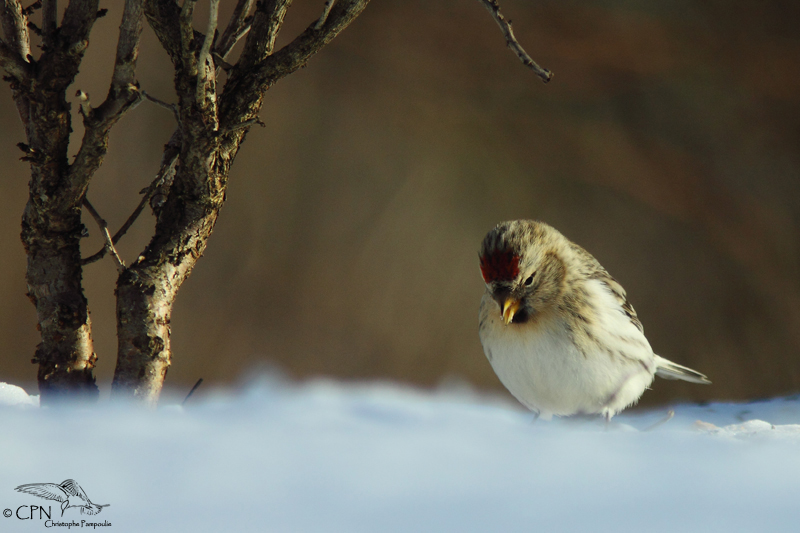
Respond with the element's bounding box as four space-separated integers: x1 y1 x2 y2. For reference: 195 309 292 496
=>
603 276 643 334
587 268 644 334
15 483 67 503
570 242 643 332
59 479 89 501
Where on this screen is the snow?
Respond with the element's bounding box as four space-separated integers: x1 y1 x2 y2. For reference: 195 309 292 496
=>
0 383 38 408
1 378 799 533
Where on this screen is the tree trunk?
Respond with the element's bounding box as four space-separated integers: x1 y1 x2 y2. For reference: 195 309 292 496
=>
19 42 102 403
22 207 98 401
111 140 226 403
113 266 176 405
2 0 121 404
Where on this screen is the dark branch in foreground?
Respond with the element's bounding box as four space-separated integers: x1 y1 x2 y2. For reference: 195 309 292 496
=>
477 0 552 83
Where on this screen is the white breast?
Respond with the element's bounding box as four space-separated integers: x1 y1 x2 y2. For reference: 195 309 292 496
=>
478 284 655 419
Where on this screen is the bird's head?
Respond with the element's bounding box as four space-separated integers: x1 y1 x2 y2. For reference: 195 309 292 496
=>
479 220 566 325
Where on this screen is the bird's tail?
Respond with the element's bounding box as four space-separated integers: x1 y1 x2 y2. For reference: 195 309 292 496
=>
654 355 711 384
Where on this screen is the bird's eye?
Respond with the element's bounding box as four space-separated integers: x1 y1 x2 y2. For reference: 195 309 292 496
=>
524 273 535 286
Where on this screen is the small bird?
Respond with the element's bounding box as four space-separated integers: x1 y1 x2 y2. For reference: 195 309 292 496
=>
478 220 710 421
15 479 109 517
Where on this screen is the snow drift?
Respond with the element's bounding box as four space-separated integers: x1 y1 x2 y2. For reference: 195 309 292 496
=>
1 379 798 532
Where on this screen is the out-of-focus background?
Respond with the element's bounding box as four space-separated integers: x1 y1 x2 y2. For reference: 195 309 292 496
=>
0 0 798 406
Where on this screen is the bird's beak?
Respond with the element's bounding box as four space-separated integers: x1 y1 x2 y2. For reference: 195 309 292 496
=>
501 298 520 325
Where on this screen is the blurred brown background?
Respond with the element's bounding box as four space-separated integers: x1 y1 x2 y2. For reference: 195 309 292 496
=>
1 0 798 406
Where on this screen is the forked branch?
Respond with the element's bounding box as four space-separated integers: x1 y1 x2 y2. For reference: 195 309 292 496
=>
67 0 145 209
220 0 369 132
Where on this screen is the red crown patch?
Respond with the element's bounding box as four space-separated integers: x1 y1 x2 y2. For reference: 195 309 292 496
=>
480 250 520 283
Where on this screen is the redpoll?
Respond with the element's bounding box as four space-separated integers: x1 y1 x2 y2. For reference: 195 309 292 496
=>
478 220 710 420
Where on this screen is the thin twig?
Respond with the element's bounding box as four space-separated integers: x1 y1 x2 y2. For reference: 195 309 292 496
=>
477 0 552 83
81 198 126 272
181 378 203 406
315 0 337 30
142 90 180 124
81 147 179 266
211 51 233 71
222 116 265 135
643 410 675 432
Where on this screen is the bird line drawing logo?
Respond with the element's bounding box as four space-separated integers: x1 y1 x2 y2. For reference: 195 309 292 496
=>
15 479 109 517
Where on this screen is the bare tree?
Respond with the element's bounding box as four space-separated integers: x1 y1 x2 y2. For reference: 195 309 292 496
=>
0 0 549 406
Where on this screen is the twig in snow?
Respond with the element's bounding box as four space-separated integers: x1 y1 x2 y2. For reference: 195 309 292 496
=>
182 378 204 406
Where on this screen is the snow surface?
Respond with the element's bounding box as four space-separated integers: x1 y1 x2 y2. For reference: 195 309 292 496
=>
1 378 799 533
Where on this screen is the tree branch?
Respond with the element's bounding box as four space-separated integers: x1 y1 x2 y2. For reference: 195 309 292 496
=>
214 0 253 59
1 0 32 125
197 0 218 78
219 0 368 133
81 131 180 266
178 0 197 69
222 116 264 135
254 0 368 85
235 0 292 71
142 0 180 64
58 0 100 51
41 0 57 50
1 0 31 60
477 0 552 83
109 0 144 89
0 37 31 80
66 0 145 209
315 0 336 30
